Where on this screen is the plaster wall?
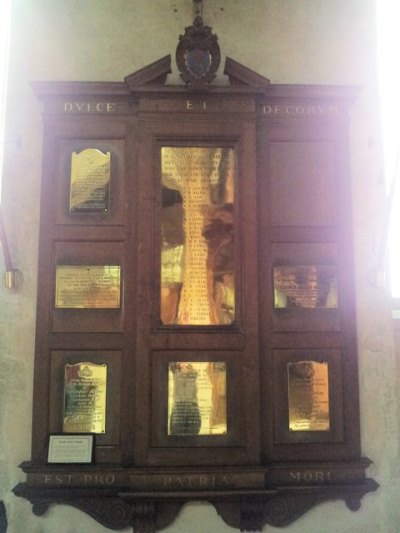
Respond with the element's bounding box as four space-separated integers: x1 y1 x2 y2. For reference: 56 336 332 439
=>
0 1 398 532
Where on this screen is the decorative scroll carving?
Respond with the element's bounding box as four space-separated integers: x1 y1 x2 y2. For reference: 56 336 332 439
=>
14 477 379 532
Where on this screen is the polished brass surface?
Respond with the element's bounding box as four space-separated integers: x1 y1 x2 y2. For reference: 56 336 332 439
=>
55 265 121 308
168 362 227 436
63 362 107 434
4 269 23 289
288 360 330 431
274 265 338 308
161 147 235 325
70 148 110 213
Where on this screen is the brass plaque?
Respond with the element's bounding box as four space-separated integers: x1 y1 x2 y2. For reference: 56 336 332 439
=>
288 361 330 431
274 265 338 308
168 362 227 436
55 265 121 309
63 362 107 433
70 148 110 212
161 147 235 325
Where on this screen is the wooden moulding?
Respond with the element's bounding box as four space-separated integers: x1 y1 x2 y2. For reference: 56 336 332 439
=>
14 462 378 532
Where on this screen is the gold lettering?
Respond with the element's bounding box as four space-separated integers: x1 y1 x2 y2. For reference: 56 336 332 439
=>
83 474 117 485
186 100 193 110
263 103 340 117
44 475 52 484
164 476 173 487
202 101 207 110
63 101 116 113
289 470 331 482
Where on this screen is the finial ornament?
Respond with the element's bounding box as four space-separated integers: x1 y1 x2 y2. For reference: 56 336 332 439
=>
176 16 221 90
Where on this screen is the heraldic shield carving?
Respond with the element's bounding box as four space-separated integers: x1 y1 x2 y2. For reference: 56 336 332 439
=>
176 16 221 89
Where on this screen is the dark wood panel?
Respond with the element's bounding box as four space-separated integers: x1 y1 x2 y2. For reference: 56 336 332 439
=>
269 141 336 227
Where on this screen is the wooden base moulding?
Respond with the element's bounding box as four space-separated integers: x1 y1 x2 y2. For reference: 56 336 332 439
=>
14 462 378 532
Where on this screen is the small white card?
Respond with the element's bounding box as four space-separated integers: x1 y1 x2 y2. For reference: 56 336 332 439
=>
48 434 94 464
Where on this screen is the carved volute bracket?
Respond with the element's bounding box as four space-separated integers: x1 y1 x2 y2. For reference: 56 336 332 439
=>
14 474 379 532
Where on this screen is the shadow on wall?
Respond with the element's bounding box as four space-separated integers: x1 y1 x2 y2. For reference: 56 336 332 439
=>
0 501 7 533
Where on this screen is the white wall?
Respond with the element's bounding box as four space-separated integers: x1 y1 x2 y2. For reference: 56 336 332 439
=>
1 1 398 532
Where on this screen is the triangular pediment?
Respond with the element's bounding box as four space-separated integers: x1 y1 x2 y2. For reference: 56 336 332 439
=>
224 57 270 88
124 55 172 89
124 54 269 91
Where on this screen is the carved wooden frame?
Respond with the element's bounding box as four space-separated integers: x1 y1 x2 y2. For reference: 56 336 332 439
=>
13 51 378 532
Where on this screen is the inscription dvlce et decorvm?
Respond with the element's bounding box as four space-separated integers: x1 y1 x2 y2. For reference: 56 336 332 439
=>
64 102 116 113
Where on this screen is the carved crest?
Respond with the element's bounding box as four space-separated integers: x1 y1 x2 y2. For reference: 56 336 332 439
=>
176 16 221 90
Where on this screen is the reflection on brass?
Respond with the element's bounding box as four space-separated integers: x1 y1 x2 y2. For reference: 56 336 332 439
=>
161 147 235 325
4 269 23 289
55 266 121 308
288 361 330 431
168 362 227 436
274 265 338 309
63 362 107 433
70 148 110 213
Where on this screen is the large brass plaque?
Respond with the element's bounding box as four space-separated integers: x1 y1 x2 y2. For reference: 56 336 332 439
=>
63 362 107 433
168 362 227 436
274 265 338 308
288 361 330 431
70 148 110 213
161 147 235 325
55 266 121 308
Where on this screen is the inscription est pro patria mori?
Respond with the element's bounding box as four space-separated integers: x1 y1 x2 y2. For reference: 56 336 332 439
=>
39 472 239 489
37 469 332 487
